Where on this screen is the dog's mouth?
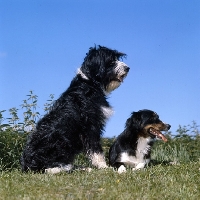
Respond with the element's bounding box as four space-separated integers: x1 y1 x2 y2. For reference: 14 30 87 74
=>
115 74 128 82
105 65 129 94
113 62 130 83
148 128 168 142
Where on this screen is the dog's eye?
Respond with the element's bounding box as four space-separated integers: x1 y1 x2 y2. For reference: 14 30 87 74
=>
109 61 115 66
150 117 157 121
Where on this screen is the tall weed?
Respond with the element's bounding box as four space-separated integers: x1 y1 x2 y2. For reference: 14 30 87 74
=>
152 143 190 163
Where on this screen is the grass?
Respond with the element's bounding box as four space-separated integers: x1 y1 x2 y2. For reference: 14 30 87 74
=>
0 132 199 199
0 131 199 200
0 161 199 200
0 92 199 199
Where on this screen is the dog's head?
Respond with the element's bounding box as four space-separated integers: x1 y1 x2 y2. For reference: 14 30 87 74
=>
77 45 130 94
126 109 171 142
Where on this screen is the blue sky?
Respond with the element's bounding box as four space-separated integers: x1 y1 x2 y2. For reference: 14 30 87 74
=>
1 0 200 137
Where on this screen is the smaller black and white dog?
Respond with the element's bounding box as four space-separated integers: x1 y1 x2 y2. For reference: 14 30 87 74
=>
109 109 170 173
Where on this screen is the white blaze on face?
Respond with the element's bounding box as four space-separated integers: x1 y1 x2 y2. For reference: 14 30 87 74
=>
114 61 128 76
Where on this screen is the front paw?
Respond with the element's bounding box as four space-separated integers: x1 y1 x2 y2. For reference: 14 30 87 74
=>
97 163 108 169
90 152 108 169
118 165 126 174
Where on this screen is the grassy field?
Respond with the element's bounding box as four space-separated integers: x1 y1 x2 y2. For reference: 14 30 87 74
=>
0 95 199 199
0 161 199 200
0 131 200 199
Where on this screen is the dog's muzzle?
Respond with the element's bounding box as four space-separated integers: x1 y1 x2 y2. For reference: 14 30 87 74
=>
148 124 171 142
114 61 130 82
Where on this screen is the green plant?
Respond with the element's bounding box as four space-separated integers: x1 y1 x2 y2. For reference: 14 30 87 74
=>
0 91 199 171
44 94 55 112
151 143 190 163
175 121 200 138
7 107 21 131
21 90 40 132
0 110 10 131
0 91 55 133
0 130 26 170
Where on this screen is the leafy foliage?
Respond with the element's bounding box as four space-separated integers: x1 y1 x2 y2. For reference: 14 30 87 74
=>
0 130 26 170
0 91 199 171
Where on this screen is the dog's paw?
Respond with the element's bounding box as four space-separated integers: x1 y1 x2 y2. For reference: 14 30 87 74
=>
86 167 92 172
134 163 145 170
79 167 93 172
97 163 108 169
90 153 108 169
118 165 126 174
169 161 180 165
45 164 73 174
45 167 63 174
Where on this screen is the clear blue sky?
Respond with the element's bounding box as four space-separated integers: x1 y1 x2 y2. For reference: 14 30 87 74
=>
1 0 200 137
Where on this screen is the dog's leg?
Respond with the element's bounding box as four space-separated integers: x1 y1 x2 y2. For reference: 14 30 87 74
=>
45 164 73 174
89 152 108 169
132 162 146 171
118 165 127 174
75 166 93 172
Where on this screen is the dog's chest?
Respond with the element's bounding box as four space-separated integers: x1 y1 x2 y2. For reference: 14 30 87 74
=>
101 106 114 120
136 137 154 158
119 137 154 166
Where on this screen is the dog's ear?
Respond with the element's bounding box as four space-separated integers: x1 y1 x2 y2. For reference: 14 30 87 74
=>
125 112 141 131
80 46 106 82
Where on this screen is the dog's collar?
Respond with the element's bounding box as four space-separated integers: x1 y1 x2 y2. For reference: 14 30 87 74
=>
77 68 89 80
77 68 110 96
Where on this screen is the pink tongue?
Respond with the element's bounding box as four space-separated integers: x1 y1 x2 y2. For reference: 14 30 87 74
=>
150 128 168 142
157 133 168 142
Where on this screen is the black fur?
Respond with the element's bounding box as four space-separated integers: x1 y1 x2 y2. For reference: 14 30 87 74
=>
20 45 129 173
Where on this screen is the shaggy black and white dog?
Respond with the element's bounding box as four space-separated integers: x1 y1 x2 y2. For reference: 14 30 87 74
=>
20 45 129 173
109 110 170 173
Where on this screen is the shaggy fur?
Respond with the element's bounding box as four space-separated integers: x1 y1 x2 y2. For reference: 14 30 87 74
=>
20 45 129 173
109 109 171 173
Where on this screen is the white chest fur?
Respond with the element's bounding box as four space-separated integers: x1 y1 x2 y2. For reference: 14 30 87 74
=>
119 137 154 170
136 137 153 157
101 106 114 120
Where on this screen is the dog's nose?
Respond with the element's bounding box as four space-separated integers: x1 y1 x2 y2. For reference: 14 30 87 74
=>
125 67 130 72
166 124 171 130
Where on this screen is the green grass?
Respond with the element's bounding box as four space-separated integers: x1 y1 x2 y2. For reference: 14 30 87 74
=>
0 161 199 200
1 93 200 199
0 128 199 199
